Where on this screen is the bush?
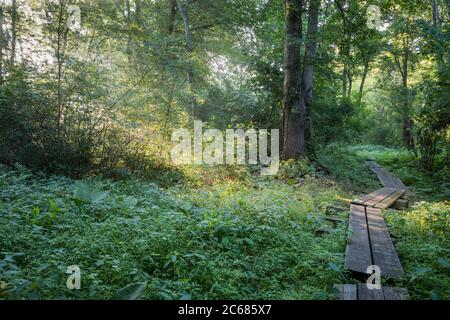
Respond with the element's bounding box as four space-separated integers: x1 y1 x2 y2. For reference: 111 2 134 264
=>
277 159 315 181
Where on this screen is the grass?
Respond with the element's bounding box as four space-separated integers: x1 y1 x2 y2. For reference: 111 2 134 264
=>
0 164 351 300
1 144 448 300
385 202 450 299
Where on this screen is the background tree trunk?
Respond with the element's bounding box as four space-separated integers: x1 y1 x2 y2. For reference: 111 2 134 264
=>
302 0 320 158
358 60 369 105
393 32 413 150
169 0 178 34
282 0 304 160
401 37 413 150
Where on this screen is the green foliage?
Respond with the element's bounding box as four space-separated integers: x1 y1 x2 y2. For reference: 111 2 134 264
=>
0 166 348 300
413 79 450 171
385 202 450 299
72 181 110 206
0 0 448 302
277 159 315 182
113 282 147 300
318 144 381 192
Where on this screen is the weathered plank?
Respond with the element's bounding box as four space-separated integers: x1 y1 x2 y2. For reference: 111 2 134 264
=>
374 189 406 209
345 205 372 275
333 284 357 300
383 287 410 300
366 207 404 278
393 198 409 210
351 187 394 206
366 161 414 197
325 216 346 224
358 283 384 300
334 284 410 300
363 188 398 207
351 193 376 205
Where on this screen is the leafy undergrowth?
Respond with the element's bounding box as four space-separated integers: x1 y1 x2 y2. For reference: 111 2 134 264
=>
318 144 381 193
385 202 450 299
1 144 448 300
0 165 350 300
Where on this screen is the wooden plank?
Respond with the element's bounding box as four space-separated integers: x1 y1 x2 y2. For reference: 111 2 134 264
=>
351 192 376 205
358 283 384 300
351 187 393 206
325 216 346 224
393 198 409 210
383 287 410 300
367 161 414 196
372 167 398 188
333 284 357 300
364 188 398 207
352 187 396 206
366 207 404 278
345 205 372 275
374 189 406 209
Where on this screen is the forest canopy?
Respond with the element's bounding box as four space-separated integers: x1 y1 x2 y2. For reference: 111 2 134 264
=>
0 0 448 175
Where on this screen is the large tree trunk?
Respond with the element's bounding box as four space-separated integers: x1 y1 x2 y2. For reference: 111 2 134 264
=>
302 0 320 158
282 0 304 159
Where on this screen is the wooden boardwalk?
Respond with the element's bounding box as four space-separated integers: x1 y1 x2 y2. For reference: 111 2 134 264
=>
366 160 414 197
334 284 410 300
337 162 411 300
344 204 404 278
352 187 406 209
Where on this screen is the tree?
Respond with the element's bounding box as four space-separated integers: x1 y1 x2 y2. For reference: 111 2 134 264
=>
301 0 320 157
282 0 320 159
282 0 303 159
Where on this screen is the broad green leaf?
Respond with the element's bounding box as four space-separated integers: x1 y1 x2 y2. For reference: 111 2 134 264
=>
123 196 138 208
91 191 110 204
437 258 450 269
113 282 146 300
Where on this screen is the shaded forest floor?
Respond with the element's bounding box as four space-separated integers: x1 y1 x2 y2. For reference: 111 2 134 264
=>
0 145 449 299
